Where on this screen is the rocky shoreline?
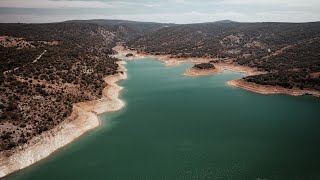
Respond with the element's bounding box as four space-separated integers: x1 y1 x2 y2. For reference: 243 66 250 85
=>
0 61 127 178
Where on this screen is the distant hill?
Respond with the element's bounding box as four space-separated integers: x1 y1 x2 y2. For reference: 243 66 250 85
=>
65 19 174 42
130 21 320 58
66 19 174 29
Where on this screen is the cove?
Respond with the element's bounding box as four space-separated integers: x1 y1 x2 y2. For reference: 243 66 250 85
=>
6 58 320 180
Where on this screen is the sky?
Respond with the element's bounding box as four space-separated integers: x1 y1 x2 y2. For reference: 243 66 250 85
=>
0 0 319 23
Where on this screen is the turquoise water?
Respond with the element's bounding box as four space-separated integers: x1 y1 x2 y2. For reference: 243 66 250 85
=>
7 58 320 180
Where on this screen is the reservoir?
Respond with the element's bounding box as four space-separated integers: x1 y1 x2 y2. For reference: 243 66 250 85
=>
7 58 320 180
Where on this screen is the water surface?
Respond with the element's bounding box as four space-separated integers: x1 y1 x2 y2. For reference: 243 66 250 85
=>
8 58 320 180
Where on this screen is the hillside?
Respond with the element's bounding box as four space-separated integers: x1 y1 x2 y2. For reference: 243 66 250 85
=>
0 23 124 152
129 22 320 91
66 19 174 42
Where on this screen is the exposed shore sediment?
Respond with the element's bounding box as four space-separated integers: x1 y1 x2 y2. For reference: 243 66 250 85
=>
113 45 214 66
226 79 320 97
184 63 265 77
113 45 265 76
115 45 319 97
0 61 127 178
184 67 222 77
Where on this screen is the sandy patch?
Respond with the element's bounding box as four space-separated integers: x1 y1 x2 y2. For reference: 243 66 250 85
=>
0 36 34 49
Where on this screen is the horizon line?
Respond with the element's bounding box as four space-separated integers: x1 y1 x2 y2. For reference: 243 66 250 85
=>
1 18 320 25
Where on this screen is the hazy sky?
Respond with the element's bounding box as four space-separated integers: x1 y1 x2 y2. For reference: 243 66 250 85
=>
0 0 320 23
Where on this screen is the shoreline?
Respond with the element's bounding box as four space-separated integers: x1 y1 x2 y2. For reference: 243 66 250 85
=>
115 45 319 97
0 60 128 178
113 45 265 76
113 45 217 66
226 79 320 97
